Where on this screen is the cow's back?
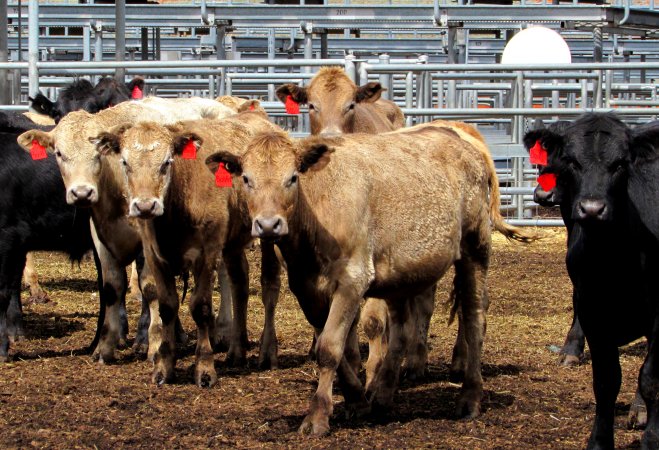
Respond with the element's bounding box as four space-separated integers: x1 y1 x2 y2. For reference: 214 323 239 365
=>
374 99 405 129
299 130 489 292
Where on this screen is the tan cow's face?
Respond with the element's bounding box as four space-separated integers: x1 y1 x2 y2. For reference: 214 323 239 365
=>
92 122 195 219
205 132 333 239
276 67 384 136
17 110 104 206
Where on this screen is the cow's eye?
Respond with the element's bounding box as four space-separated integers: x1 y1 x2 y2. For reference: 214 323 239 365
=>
347 102 356 112
242 175 254 189
54 149 62 158
160 159 173 175
285 173 298 188
611 161 626 172
308 103 315 111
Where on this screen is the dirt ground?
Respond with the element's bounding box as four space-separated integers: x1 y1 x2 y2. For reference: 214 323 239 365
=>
0 227 646 449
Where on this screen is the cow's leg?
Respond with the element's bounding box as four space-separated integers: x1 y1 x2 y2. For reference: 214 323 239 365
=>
640 324 659 448
299 284 362 436
223 248 249 367
6 287 25 344
585 341 620 450
132 253 150 355
127 261 141 301
149 259 179 385
452 230 489 419
403 285 436 381
558 292 586 366
1 249 25 360
259 241 281 370
628 388 648 430
23 253 49 303
189 255 218 388
336 317 369 418
91 229 128 363
366 298 411 412
361 298 388 391
0 288 8 362
213 259 232 352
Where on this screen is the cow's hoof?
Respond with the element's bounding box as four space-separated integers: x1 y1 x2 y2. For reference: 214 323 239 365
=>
298 414 330 436
117 338 128 350
258 353 279 371
628 403 648 430
455 396 481 419
27 291 50 304
449 369 465 384
133 341 149 357
558 353 582 367
152 367 174 386
345 400 371 419
226 347 247 367
195 357 217 388
176 330 189 346
7 331 25 344
0 354 9 363
402 365 427 382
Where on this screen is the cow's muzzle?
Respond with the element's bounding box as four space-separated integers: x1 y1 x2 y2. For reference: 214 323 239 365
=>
576 199 608 222
533 185 556 207
130 198 164 219
67 184 98 206
252 215 288 239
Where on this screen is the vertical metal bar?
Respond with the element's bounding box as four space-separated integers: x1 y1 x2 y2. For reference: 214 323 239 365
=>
141 27 149 60
303 28 312 75
17 0 22 61
155 28 161 60
580 78 588 108
216 24 226 97
320 32 328 59
344 54 356 82
593 27 603 63
447 27 457 109
83 25 91 61
0 0 9 104
28 0 38 97
605 69 612 107
115 0 126 81
405 71 413 127
595 69 603 107
267 28 275 101
378 53 391 101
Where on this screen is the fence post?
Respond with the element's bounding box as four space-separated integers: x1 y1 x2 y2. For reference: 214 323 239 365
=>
345 54 356 82
0 0 8 105
28 0 39 99
378 53 391 100
115 0 126 81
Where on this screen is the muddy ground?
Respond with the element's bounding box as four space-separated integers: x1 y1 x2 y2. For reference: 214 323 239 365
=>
0 228 646 449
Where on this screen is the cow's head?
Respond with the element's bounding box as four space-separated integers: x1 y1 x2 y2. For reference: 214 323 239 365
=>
527 120 572 207
17 110 109 206
90 122 189 219
205 132 334 239
30 79 99 124
93 76 145 109
524 113 632 225
276 67 385 136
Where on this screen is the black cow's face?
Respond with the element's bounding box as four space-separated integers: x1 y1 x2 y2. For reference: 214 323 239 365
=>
525 113 632 225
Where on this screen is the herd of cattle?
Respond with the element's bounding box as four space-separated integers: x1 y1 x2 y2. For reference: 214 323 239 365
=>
0 66 658 449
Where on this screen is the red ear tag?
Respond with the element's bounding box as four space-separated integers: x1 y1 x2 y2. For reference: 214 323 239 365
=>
285 95 300 115
249 103 255 111
30 139 47 160
537 173 557 191
215 163 233 188
181 139 197 160
529 140 548 166
131 86 143 100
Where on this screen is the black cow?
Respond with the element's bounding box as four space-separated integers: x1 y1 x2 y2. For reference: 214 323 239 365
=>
30 76 144 123
524 113 659 449
0 131 101 361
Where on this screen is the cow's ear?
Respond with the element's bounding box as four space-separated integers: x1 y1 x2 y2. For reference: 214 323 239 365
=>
276 84 308 105
127 76 145 93
89 123 131 156
297 143 335 173
29 93 55 117
17 129 54 153
532 118 545 130
355 82 384 103
523 129 564 157
205 152 243 176
631 124 659 163
237 99 262 113
172 133 203 157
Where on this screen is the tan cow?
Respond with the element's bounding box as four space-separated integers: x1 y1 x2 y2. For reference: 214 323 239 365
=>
204 123 532 435
276 66 404 135
90 114 280 384
16 98 238 362
215 96 266 115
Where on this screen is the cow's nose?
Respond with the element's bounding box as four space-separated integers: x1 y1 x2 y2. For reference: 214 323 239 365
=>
578 199 607 220
135 199 157 214
70 186 95 202
319 127 342 137
253 216 288 238
533 185 555 206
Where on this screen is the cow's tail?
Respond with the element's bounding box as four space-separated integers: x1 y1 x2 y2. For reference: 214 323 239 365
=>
484 150 538 243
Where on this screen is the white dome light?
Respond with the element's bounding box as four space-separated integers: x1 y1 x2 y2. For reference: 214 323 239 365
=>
501 26 572 64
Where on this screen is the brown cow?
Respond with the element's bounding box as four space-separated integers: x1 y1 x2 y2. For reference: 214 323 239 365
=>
205 123 532 435
16 99 237 362
91 114 280 384
276 66 404 135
